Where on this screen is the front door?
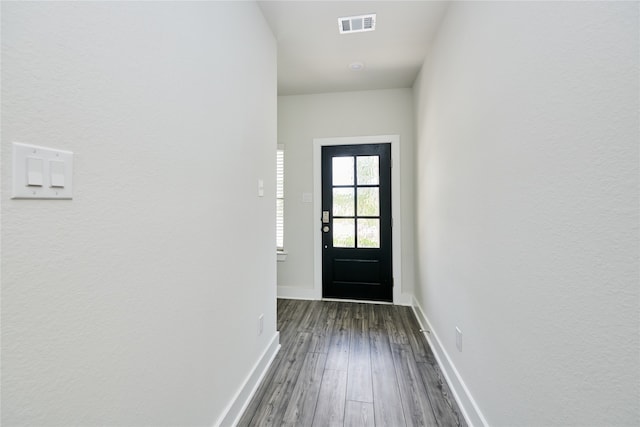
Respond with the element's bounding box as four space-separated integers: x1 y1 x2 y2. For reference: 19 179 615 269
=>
321 143 392 302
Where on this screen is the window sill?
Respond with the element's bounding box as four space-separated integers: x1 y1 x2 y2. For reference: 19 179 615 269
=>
277 250 288 262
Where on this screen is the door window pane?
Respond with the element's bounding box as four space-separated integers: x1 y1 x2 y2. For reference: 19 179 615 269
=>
357 188 379 216
356 156 379 185
333 188 354 216
333 157 354 185
357 218 380 248
333 219 355 247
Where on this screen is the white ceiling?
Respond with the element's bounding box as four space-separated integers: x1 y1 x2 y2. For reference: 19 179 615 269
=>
257 1 449 96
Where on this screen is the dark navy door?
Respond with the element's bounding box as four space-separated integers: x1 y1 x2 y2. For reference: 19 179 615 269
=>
321 143 392 302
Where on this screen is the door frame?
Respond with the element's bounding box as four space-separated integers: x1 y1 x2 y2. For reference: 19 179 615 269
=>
313 135 404 304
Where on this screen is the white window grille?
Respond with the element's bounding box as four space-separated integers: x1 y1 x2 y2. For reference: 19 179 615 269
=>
276 145 285 250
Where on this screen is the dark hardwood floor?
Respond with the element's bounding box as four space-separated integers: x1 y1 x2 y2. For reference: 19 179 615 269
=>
238 299 466 427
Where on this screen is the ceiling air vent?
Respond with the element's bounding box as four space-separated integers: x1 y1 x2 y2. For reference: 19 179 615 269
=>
338 14 376 34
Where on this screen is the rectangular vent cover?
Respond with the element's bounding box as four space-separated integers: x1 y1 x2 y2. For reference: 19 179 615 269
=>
338 14 376 34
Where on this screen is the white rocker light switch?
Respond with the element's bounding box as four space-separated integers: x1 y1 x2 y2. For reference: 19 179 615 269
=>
50 160 65 188
26 157 44 186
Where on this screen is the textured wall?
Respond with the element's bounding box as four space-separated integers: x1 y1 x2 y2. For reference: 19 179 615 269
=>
413 1 639 425
1 2 277 425
277 89 416 298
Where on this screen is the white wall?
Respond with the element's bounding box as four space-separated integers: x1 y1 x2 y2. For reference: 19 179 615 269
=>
277 89 415 301
413 2 639 426
1 2 277 425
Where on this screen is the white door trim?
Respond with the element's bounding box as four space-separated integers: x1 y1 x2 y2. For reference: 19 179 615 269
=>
312 135 403 303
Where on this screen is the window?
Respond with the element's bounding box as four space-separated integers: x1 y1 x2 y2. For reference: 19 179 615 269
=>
276 145 284 250
331 155 381 248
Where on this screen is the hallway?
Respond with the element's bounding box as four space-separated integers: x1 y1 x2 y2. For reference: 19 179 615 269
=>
2 2 637 425
239 299 465 426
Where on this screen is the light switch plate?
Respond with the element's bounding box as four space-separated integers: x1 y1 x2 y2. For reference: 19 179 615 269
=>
12 142 73 199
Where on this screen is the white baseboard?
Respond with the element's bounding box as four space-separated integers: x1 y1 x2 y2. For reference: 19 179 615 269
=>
277 286 317 300
394 292 413 306
411 297 489 427
214 332 281 427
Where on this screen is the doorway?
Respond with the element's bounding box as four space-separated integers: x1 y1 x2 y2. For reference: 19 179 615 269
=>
321 143 393 302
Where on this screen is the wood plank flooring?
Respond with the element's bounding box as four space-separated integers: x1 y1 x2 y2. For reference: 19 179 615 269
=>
238 299 466 427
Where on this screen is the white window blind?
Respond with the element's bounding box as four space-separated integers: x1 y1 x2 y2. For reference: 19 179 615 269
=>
276 145 285 249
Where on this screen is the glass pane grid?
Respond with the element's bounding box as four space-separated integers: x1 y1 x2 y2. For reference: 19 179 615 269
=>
330 154 382 249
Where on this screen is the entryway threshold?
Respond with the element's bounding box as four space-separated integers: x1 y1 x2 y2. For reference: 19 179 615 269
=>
321 297 393 305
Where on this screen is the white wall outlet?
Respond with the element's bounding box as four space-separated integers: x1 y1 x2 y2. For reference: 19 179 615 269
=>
258 314 264 336
456 327 463 352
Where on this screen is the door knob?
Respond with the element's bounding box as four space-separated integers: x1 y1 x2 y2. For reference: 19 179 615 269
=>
322 226 330 233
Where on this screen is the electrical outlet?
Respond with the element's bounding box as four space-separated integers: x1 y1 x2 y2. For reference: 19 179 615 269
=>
258 314 264 336
456 327 462 352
